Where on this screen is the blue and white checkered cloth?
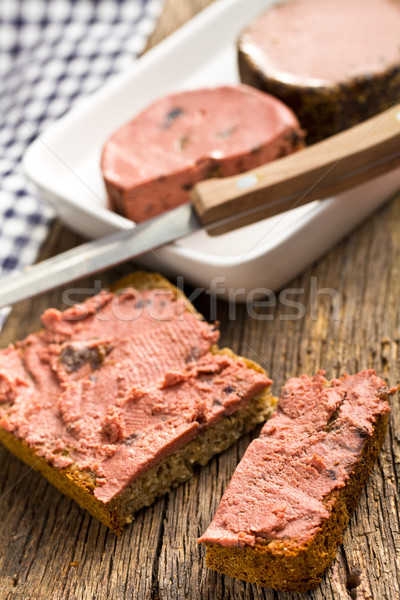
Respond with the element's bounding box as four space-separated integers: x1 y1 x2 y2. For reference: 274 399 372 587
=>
0 0 164 329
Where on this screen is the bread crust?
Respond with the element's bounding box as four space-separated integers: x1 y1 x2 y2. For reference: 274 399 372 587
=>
0 271 275 534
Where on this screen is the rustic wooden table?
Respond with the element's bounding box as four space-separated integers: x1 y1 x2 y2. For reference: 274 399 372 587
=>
1 1 399 599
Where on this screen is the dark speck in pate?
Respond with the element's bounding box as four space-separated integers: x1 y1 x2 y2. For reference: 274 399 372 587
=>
60 342 112 373
224 385 235 394
161 107 185 129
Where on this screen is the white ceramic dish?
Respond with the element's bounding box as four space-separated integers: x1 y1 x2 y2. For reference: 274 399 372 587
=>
23 0 400 299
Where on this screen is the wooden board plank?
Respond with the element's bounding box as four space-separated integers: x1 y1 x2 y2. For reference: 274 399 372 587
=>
1 1 400 598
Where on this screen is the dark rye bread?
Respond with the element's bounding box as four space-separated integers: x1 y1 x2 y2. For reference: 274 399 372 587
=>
238 0 400 144
199 371 397 592
0 272 276 535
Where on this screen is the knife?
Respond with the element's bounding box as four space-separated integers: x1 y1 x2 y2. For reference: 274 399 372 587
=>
1 104 400 308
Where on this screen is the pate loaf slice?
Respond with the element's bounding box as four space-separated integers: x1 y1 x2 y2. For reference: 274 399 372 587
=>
238 0 400 144
101 85 304 222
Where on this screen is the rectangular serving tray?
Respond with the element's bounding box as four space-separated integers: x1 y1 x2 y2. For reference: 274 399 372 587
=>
23 0 400 299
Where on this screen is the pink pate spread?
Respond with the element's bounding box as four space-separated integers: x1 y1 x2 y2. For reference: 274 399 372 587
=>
241 0 400 85
0 288 271 503
101 84 302 222
199 370 394 547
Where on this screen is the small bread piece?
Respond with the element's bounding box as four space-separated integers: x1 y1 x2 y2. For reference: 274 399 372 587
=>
199 370 397 592
0 272 276 534
238 0 400 144
101 85 304 222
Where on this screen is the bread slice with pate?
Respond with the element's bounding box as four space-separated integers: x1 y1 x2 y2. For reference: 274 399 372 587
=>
0 272 276 534
199 370 397 591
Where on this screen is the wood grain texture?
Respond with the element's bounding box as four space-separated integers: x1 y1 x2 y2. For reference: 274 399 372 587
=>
0 1 400 598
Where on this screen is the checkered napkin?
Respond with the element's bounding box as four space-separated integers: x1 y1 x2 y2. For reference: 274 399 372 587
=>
0 0 164 329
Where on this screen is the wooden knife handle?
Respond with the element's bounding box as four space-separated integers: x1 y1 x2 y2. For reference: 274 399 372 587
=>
191 104 400 235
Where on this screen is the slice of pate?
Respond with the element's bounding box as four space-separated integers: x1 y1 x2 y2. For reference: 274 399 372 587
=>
238 0 400 143
101 84 303 222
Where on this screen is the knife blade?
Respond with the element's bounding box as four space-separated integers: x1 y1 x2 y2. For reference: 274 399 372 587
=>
1 104 400 309
0 203 201 308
